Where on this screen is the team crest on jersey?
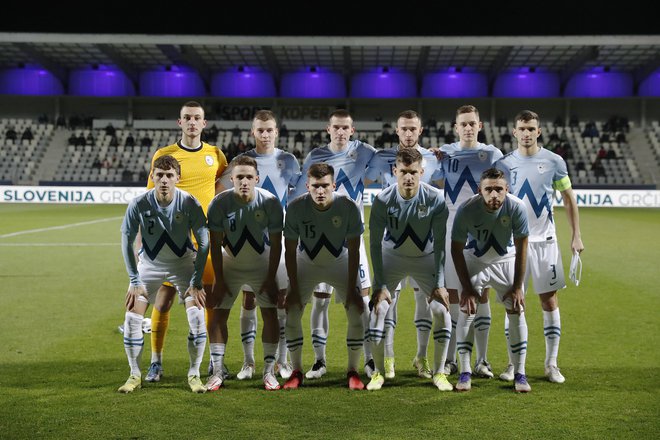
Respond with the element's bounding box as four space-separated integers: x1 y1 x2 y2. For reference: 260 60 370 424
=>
205 155 214 166
254 210 265 222
332 216 342 227
277 160 285 170
478 151 488 162
417 204 428 216
500 215 510 226
537 163 547 174
174 212 184 224
348 149 358 161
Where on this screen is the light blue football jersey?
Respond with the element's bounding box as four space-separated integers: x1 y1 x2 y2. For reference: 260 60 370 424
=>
365 145 443 188
284 193 363 264
495 148 571 242
292 140 377 214
219 148 301 207
121 188 208 287
438 143 504 211
207 187 284 258
369 182 448 289
452 193 529 264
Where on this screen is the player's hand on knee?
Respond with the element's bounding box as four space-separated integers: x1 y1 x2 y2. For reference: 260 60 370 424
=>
285 287 302 311
429 287 450 310
125 285 147 311
186 286 206 309
459 289 478 315
370 288 392 314
505 287 525 313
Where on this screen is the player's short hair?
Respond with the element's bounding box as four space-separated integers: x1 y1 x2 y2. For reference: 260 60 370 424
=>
308 163 334 179
480 167 505 181
153 155 181 175
253 109 277 125
514 110 540 125
232 155 258 172
395 148 423 166
181 101 204 113
456 105 479 119
397 110 421 123
329 109 352 122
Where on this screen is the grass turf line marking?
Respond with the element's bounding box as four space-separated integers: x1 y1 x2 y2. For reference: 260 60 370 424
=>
0 217 123 238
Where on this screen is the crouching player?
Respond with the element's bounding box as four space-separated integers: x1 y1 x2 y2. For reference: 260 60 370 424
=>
283 163 366 390
205 156 286 391
451 168 530 392
118 155 208 393
367 149 452 392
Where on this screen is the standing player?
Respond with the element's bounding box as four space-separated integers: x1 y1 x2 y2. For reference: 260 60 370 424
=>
118 155 208 394
366 149 452 392
205 156 285 391
437 105 503 378
451 168 530 393
142 101 227 384
291 109 377 379
365 110 443 380
496 110 584 384
283 163 366 390
217 110 299 381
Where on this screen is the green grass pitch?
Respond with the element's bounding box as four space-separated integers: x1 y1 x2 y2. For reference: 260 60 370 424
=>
0 203 658 439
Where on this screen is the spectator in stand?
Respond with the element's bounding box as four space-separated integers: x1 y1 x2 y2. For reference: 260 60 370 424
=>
38 113 49 124
597 146 607 159
294 131 305 143
6 127 17 141
616 132 627 143
444 131 456 144
553 116 563 127
21 127 33 141
599 132 611 143
105 124 116 137
576 161 586 172
138 168 148 183
110 135 119 147
606 147 617 160
581 122 599 139
237 140 247 154
125 133 135 147
102 157 112 169
437 123 446 138
68 133 78 146
554 143 566 160
205 124 219 144
56 115 67 129
92 156 102 169
141 134 153 148
232 125 241 137
569 115 579 129
77 134 86 147
591 158 606 178
87 133 95 145
121 168 133 182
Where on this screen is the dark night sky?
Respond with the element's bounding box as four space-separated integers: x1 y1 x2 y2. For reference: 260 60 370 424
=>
1 2 654 37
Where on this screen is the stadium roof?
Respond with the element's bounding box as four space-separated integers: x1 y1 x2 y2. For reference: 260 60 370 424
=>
1 34 658 88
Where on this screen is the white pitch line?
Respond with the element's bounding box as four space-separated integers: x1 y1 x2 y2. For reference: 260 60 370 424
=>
0 243 119 247
0 216 123 238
